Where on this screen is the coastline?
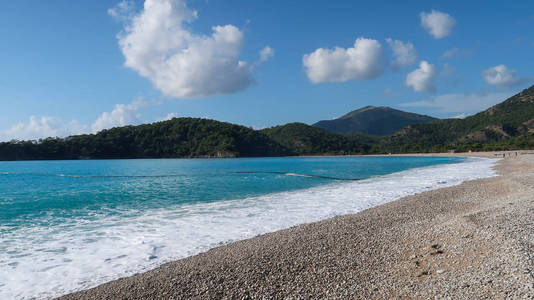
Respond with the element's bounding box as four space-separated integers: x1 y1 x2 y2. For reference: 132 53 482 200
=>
58 151 534 299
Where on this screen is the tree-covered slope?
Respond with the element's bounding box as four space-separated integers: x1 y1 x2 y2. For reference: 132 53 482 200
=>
0 120 379 161
261 122 378 155
313 106 437 135
0 118 292 160
1 85 533 160
381 85 534 152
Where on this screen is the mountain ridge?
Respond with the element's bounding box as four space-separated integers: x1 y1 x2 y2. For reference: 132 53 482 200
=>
313 106 437 136
381 85 534 152
0 85 533 160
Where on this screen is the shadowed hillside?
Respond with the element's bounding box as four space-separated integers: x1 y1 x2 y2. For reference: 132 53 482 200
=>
381 85 534 152
313 106 437 135
261 122 378 155
0 118 293 160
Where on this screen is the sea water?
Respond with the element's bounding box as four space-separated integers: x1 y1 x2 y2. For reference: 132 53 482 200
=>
0 156 497 299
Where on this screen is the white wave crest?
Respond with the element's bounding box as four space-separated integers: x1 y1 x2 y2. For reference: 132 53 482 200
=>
0 157 497 299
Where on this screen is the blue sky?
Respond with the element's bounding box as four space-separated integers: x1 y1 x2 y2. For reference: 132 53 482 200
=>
0 0 533 141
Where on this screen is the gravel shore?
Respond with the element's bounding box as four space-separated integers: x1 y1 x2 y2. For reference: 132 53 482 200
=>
59 152 534 299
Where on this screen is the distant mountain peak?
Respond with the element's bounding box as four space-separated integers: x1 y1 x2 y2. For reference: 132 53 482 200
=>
336 106 378 119
314 106 437 136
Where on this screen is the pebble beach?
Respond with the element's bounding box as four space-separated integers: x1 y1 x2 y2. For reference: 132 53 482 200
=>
59 152 534 299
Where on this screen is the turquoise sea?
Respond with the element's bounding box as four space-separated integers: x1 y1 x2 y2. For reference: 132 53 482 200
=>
0 156 496 299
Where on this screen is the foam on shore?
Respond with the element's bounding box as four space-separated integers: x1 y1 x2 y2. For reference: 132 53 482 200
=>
0 157 497 299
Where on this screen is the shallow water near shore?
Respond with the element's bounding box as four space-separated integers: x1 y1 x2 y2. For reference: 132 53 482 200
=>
0 156 496 299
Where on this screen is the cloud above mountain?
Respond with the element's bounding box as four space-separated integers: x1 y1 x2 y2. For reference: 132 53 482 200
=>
386 38 418 69
302 38 386 83
110 0 270 98
91 99 152 132
405 61 437 92
482 65 525 88
0 99 162 141
0 116 87 142
420 10 456 39
400 91 514 117
259 46 275 63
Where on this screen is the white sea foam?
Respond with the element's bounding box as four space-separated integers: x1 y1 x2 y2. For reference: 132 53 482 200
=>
0 157 498 299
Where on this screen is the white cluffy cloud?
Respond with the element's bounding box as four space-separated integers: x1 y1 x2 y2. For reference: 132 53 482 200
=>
108 0 135 22
482 65 524 88
259 46 275 63
111 0 270 98
303 37 386 83
0 99 170 142
400 91 514 116
0 117 88 142
91 99 151 133
405 61 437 92
452 113 467 119
420 10 456 39
386 38 417 69
156 112 179 122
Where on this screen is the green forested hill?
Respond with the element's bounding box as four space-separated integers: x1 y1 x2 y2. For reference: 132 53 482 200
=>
313 106 437 135
261 122 378 155
380 85 534 153
0 118 293 160
1 85 533 160
0 120 374 161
